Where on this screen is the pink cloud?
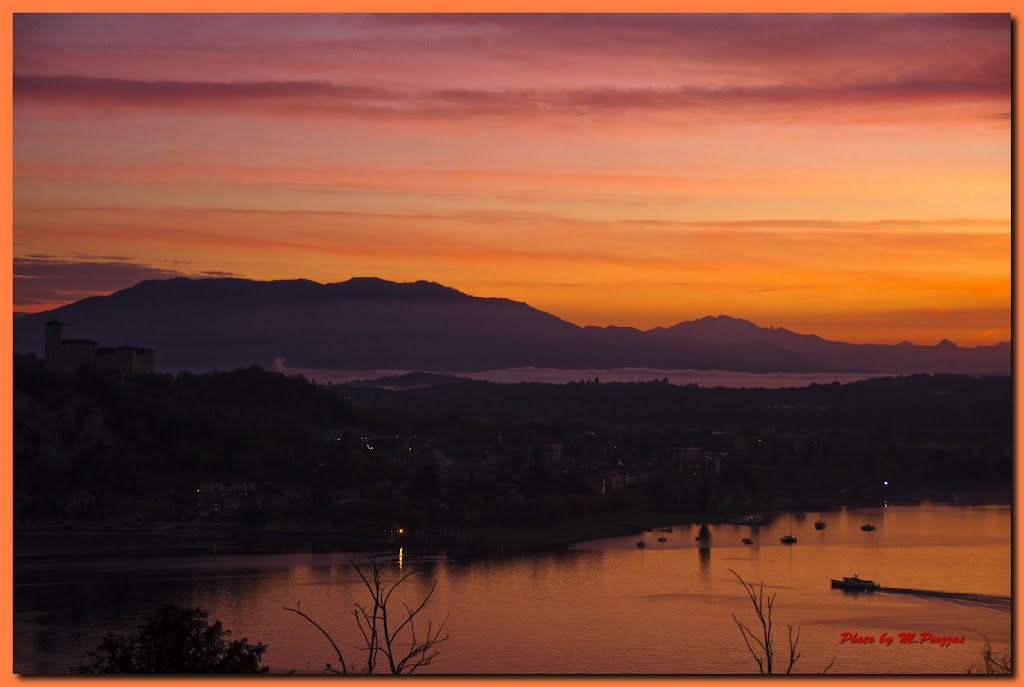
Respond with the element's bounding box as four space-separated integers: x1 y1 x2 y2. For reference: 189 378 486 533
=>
13 68 1008 126
13 14 1009 127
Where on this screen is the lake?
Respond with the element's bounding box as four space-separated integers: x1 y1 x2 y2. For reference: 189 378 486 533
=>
274 364 898 389
14 504 1010 675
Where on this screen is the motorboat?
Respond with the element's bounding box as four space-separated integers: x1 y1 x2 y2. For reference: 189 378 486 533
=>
831 573 880 591
636 540 646 548
861 524 876 531
780 535 798 544
742 538 754 545
657 536 667 543
814 520 826 530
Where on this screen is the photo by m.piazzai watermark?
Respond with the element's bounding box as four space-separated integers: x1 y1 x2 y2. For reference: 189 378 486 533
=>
840 632 966 648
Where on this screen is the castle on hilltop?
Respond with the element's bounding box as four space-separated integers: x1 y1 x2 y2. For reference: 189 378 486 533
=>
44 320 155 375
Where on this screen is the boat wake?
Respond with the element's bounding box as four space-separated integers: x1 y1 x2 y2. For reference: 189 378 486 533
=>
878 587 1010 612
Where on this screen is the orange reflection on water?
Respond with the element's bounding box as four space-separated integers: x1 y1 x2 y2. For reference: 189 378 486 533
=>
12 504 1011 675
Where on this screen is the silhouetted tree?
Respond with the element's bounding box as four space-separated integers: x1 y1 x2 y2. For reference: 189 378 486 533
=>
966 630 1011 674
729 569 833 675
285 555 448 674
74 604 268 674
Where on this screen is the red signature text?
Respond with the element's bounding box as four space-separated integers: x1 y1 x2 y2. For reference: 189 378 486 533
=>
840 632 966 647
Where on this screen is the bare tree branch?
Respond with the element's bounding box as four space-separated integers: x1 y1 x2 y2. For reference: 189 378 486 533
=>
731 613 765 673
286 554 449 674
785 624 801 674
966 628 1011 674
282 601 348 675
391 578 439 640
728 568 833 675
351 604 376 674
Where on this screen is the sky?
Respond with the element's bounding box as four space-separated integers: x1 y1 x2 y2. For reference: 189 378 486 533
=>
12 13 1011 345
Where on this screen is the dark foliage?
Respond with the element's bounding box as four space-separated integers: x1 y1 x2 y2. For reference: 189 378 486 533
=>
14 353 1011 545
74 604 268 674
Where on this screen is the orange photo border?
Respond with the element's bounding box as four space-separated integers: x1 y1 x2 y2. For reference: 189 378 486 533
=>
1 2 1018 685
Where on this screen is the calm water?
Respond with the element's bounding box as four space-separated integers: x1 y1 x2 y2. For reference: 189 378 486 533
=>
15 504 1010 675
273 363 893 388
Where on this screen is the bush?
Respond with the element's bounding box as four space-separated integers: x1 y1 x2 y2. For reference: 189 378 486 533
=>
74 604 268 674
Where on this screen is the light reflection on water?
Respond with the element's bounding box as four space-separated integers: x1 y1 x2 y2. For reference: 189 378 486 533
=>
14 504 1009 674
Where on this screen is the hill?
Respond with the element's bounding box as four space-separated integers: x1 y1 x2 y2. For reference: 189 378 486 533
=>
12 277 1010 374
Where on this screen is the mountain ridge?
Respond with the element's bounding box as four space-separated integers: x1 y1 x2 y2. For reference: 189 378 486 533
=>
13 277 1009 374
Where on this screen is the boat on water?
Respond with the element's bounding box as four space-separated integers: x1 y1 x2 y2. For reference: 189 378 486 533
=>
861 524 876 531
831 573 880 591
742 538 754 545
780 535 798 544
657 536 667 543
636 540 646 548
695 523 711 543
814 520 826 530
660 527 673 533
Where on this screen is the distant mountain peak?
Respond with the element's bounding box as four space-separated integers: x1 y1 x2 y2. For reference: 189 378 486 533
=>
663 314 764 338
327 276 469 299
11 275 1009 375
696 314 755 324
117 276 480 303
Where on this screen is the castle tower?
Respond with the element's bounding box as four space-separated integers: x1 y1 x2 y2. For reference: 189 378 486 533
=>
44 320 66 363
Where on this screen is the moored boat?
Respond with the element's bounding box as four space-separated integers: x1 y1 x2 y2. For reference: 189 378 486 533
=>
861 524 876 531
780 535 797 544
814 520 826 530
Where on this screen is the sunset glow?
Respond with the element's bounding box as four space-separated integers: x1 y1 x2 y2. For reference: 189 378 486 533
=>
13 13 1010 345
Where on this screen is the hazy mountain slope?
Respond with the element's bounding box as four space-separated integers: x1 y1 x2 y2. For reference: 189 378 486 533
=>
13 278 1010 374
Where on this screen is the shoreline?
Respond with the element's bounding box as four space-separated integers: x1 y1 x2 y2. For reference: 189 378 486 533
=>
14 493 1010 563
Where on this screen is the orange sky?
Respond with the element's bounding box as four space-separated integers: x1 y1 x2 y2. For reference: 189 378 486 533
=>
12 14 1011 345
